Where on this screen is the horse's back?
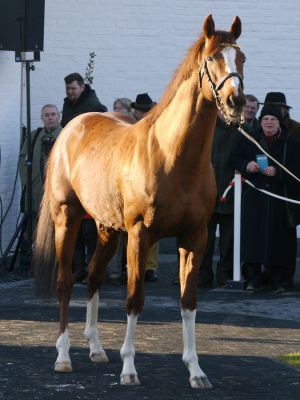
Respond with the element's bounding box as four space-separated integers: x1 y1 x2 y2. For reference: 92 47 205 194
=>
46 112 135 227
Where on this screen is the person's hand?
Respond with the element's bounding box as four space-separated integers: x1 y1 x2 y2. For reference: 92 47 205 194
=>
263 166 276 177
246 161 259 173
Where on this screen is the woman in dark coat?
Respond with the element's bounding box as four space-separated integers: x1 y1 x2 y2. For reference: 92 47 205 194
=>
235 104 300 292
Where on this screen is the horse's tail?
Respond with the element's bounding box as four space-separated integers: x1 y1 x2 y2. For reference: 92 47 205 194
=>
33 188 56 298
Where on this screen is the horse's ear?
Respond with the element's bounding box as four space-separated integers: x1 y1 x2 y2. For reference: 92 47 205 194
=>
229 16 242 39
203 14 215 39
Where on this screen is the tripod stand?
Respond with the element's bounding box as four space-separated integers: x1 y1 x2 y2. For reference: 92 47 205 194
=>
0 56 36 272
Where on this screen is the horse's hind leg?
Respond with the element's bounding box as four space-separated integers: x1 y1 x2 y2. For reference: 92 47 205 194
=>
178 229 213 389
54 204 83 373
84 227 120 363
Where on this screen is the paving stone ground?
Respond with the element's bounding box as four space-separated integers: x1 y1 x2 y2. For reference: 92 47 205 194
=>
0 237 299 399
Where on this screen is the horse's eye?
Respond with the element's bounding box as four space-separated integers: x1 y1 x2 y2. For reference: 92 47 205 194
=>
207 56 214 63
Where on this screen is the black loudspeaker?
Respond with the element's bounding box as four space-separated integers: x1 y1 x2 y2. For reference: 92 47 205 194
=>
0 0 45 52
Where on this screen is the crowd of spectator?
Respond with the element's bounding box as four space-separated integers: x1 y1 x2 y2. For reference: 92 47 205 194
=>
18 71 300 292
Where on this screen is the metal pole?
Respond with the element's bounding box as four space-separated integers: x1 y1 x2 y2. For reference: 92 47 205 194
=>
25 60 33 248
233 171 241 281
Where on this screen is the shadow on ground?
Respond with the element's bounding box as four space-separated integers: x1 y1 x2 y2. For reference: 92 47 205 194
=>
0 345 299 400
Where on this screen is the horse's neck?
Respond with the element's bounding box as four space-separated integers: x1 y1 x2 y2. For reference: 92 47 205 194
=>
153 76 217 170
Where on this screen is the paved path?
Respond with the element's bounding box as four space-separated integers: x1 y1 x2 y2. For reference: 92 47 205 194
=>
0 240 299 399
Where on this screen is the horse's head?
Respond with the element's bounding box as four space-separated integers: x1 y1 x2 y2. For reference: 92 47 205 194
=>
199 15 246 123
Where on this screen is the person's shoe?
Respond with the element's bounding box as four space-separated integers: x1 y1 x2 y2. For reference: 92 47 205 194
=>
246 282 254 291
273 277 286 293
246 281 264 292
273 284 285 293
108 274 122 286
145 270 157 282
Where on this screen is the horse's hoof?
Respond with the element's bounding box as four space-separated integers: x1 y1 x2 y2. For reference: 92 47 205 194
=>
54 361 73 373
120 373 140 385
190 375 213 389
90 351 109 363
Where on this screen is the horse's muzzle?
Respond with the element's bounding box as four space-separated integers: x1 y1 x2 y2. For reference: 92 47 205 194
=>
226 93 245 110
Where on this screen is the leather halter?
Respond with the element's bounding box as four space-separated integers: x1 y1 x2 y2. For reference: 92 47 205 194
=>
198 45 244 109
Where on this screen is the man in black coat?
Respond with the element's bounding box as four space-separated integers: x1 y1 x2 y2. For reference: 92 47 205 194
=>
61 72 107 282
61 72 107 127
242 94 260 135
198 111 240 288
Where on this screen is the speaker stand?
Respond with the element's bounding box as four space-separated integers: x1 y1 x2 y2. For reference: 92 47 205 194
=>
0 57 36 271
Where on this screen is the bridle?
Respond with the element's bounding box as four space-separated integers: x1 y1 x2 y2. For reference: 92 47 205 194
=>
198 43 244 111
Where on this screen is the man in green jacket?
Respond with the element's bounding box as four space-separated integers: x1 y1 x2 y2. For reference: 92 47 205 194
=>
19 104 61 265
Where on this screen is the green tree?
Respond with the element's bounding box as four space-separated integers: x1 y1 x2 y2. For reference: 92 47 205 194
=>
85 52 96 86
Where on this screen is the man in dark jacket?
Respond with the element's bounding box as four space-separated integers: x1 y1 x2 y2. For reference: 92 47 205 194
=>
197 96 260 288
242 94 260 135
61 72 107 282
198 111 240 288
61 72 107 127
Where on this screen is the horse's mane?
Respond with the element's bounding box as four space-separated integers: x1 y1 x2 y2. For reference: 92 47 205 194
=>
147 30 236 126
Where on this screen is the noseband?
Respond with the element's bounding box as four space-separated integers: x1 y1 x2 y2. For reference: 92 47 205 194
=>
198 44 244 110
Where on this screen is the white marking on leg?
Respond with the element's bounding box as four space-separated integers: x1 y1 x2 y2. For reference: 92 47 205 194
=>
181 309 206 383
221 47 240 90
55 329 72 372
120 314 140 385
84 291 108 362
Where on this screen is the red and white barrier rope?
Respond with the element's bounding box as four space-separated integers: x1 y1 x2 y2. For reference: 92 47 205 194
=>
221 177 300 204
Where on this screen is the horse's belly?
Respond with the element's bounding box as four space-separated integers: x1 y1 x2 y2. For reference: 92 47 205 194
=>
79 190 125 231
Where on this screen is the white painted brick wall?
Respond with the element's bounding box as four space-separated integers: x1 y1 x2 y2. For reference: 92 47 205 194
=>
1 0 300 249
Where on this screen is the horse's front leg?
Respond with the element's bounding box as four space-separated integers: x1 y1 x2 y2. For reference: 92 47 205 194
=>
84 228 119 363
178 229 213 389
54 206 82 373
120 222 149 385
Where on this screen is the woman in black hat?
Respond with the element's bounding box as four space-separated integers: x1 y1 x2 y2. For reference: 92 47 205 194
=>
235 104 300 292
262 93 300 287
130 93 159 281
262 92 300 138
131 93 156 122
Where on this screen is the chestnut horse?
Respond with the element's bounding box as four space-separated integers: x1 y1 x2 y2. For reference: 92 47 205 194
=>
34 15 245 389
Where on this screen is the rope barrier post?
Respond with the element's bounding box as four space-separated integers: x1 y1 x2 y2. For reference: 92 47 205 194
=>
226 171 245 290
233 171 241 281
